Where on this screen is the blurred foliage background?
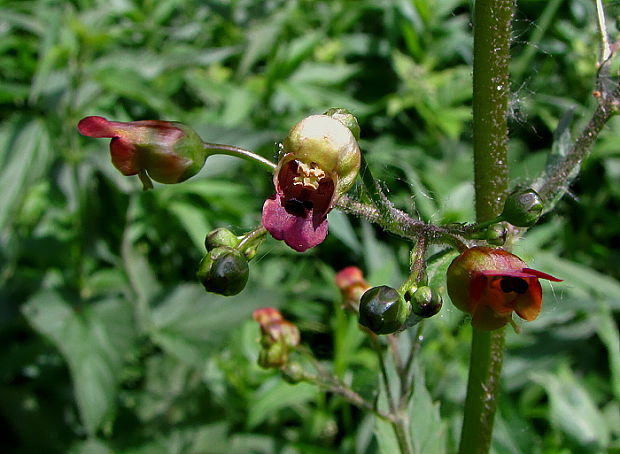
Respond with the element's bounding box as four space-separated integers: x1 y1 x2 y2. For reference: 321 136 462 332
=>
1 0 619 453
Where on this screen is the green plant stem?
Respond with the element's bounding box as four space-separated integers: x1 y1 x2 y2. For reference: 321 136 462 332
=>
337 196 469 250
202 142 276 172
460 330 506 454
237 225 267 253
459 1 513 454
536 88 619 207
370 337 412 454
301 372 395 423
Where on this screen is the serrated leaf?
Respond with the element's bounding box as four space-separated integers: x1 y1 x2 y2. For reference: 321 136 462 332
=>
23 292 135 435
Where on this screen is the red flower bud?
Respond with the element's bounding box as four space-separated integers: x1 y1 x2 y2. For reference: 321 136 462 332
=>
335 266 370 308
446 247 562 330
78 116 206 184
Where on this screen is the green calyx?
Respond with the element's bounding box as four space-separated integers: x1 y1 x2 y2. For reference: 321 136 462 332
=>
197 246 249 296
501 188 544 227
358 285 411 335
205 228 240 250
141 122 207 184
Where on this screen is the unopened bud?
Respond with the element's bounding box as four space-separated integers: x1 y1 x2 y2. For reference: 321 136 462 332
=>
501 188 544 227
258 343 287 368
78 116 206 184
410 286 443 318
359 286 411 335
281 362 305 383
197 247 249 296
335 266 370 308
485 223 508 246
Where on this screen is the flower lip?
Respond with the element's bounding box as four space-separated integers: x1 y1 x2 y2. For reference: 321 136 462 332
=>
478 268 563 282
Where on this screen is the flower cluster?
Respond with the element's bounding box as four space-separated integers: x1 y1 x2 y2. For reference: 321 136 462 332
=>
78 112 562 332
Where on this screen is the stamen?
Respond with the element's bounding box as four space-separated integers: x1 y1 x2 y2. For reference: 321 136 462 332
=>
293 161 326 190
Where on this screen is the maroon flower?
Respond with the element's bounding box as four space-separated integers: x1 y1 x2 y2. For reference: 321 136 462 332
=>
262 115 361 252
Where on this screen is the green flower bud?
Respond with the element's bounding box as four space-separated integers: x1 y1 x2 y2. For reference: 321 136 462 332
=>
409 286 443 318
501 188 544 227
197 247 249 296
205 228 240 251
323 107 361 141
359 286 411 335
258 342 287 368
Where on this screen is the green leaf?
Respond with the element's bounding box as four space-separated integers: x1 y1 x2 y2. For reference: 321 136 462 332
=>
595 303 620 402
328 210 362 253
167 200 212 251
247 379 317 429
409 363 446 454
533 365 610 451
22 292 135 435
69 438 112 454
0 118 52 231
374 417 401 454
151 283 283 366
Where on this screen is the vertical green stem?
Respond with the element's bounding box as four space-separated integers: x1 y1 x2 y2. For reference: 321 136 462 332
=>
459 1 514 454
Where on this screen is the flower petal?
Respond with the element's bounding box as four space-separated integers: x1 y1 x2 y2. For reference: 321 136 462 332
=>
262 195 328 252
78 116 116 138
479 268 561 282
514 279 543 321
522 268 563 282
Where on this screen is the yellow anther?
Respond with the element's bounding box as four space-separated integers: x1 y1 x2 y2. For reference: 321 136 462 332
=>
293 162 325 189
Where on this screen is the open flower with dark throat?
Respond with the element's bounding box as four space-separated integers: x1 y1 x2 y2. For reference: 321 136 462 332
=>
262 114 361 252
78 116 206 184
447 247 562 330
